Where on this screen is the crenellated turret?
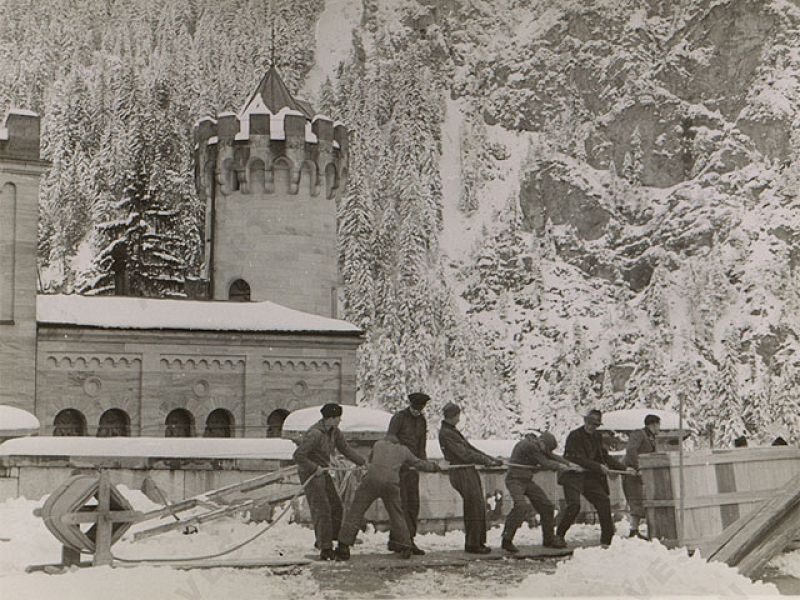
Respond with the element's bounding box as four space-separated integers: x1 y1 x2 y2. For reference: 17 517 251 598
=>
193 67 350 318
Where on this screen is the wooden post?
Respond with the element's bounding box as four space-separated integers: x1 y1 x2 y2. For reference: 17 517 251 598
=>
93 470 113 566
61 545 81 567
677 392 685 547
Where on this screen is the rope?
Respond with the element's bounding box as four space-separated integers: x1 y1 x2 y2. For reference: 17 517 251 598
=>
111 468 327 564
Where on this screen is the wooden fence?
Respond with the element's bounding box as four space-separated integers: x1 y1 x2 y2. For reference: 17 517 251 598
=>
639 446 800 548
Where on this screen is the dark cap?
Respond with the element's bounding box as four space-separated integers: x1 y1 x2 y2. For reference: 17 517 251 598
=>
320 403 343 418
408 392 430 408
442 402 461 418
539 431 558 452
644 414 661 426
585 409 602 424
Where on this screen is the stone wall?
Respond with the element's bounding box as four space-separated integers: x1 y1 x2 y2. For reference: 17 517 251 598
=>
0 111 48 413
212 162 340 316
35 326 361 437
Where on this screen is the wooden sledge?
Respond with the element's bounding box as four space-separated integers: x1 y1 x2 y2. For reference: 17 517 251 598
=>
305 544 575 569
132 464 301 541
700 473 800 578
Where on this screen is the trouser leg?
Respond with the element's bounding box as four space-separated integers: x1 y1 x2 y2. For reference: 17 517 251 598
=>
338 479 379 546
502 477 532 542
524 480 556 545
305 472 334 550
325 472 344 543
555 476 582 539
451 468 487 548
391 469 420 543
382 483 412 548
583 479 614 545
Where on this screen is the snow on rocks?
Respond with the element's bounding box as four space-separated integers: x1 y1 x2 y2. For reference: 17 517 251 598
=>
0 436 297 460
0 406 40 437
301 0 363 100
36 294 361 334
509 537 780 597
282 404 392 433
769 549 800 579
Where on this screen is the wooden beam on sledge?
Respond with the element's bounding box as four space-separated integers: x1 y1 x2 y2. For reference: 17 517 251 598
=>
133 483 304 541
700 473 800 578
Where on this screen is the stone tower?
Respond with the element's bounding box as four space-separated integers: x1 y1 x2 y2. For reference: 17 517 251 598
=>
0 110 47 411
194 67 349 317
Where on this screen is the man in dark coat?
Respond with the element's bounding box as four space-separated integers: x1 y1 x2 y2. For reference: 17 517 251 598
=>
387 392 429 554
501 431 579 553
554 409 634 547
293 403 367 560
438 402 503 554
623 414 660 538
336 433 439 560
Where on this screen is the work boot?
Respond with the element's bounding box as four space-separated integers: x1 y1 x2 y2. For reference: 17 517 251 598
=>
410 543 425 556
387 540 402 552
318 548 336 561
335 543 350 561
547 536 567 549
399 548 412 559
501 538 519 554
465 545 491 554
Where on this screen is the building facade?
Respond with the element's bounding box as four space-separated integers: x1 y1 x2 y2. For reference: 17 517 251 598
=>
0 68 361 438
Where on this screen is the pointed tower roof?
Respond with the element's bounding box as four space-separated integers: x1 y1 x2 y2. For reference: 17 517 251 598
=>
241 66 315 119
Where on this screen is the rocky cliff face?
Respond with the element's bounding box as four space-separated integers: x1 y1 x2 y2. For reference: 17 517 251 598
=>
416 0 800 441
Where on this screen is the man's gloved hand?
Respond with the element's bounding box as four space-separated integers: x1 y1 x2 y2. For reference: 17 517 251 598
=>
491 458 504 467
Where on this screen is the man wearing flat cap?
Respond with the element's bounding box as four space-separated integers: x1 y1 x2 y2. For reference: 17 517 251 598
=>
554 409 634 547
386 392 430 554
438 402 503 554
623 414 660 539
293 403 367 560
501 431 579 553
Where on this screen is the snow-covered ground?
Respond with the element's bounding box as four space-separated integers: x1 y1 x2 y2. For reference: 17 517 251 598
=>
1 489 796 598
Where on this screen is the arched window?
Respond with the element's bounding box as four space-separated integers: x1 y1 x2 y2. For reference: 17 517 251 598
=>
249 159 266 192
204 408 234 438
97 409 130 437
165 408 195 438
266 409 290 438
53 409 87 436
228 279 250 302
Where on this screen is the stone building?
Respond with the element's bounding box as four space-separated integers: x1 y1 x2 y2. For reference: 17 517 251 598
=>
0 68 362 438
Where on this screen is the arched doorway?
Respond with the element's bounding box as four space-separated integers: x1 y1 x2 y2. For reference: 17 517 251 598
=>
228 279 250 302
53 409 87 436
266 409 290 438
165 408 195 438
97 409 130 437
204 408 234 438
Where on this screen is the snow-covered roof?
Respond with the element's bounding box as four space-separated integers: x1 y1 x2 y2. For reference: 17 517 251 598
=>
0 406 40 437
0 436 296 460
240 66 315 119
599 408 682 432
282 405 392 433
36 294 361 335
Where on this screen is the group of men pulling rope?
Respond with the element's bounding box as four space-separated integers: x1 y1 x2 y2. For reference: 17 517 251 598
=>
293 394 657 561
